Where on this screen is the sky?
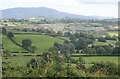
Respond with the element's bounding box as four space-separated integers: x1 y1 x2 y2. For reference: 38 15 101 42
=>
0 0 119 18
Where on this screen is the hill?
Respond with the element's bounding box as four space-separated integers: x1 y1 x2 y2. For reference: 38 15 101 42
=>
0 7 110 19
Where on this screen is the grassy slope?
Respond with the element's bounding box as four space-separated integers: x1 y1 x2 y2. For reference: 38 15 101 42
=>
2 56 37 67
13 35 63 53
107 32 118 36
2 35 25 52
3 35 63 53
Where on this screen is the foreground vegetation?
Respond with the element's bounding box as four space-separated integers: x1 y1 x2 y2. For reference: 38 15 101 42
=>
1 18 119 78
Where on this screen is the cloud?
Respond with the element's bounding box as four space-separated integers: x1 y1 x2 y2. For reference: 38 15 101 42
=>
76 0 119 5
82 2 118 5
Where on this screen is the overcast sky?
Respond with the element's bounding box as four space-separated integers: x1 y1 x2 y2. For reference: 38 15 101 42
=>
0 0 119 18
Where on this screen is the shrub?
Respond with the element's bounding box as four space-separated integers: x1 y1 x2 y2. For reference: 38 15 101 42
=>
98 36 106 42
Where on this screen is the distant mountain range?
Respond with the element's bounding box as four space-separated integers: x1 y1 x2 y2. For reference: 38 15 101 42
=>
0 7 112 19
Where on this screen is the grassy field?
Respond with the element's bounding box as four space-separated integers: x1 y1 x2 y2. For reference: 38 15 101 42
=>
107 32 118 36
6 22 27 26
72 56 119 65
14 35 64 53
2 56 37 67
2 34 64 53
2 35 26 52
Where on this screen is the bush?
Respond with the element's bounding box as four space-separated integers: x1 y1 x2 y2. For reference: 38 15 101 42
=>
21 51 29 53
98 36 106 42
89 62 118 76
36 54 42 56
3 50 11 56
23 55 32 56
11 52 19 53
13 54 18 56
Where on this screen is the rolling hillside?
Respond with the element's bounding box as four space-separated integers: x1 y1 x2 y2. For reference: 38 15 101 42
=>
2 35 63 53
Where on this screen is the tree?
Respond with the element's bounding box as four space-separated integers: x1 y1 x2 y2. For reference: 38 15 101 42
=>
83 48 96 55
3 50 11 56
22 39 32 48
118 35 120 41
98 36 106 42
7 32 14 39
69 43 76 54
64 32 71 37
23 28 28 32
4 24 8 26
96 47 106 55
74 32 80 38
57 31 62 36
79 32 87 38
69 35 76 42
76 37 87 50
88 34 95 41
105 35 112 40
112 47 120 55
49 46 58 53
27 58 37 69
115 41 120 47
29 46 37 53
2 27 7 35
64 40 70 44
36 28 44 33
85 38 94 44
54 42 62 50
103 45 112 55
111 35 117 40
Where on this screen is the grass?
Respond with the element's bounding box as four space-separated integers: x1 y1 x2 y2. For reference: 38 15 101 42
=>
2 56 37 67
13 34 63 53
2 35 26 52
94 40 117 46
107 32 118 36
72 56 119 65
6 22 27 26
2 34 64 67
2 34 63 53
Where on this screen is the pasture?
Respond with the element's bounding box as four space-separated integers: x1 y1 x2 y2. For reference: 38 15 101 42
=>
72 56 119 65
107 32 118 36
2 56 37 67
2 35 26 52
2 34 64 53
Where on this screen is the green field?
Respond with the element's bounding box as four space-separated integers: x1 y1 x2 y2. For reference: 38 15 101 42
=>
107 32 118 36
2 35 26 52
2 56 37 67
2 35 64 53
72 56 119 65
